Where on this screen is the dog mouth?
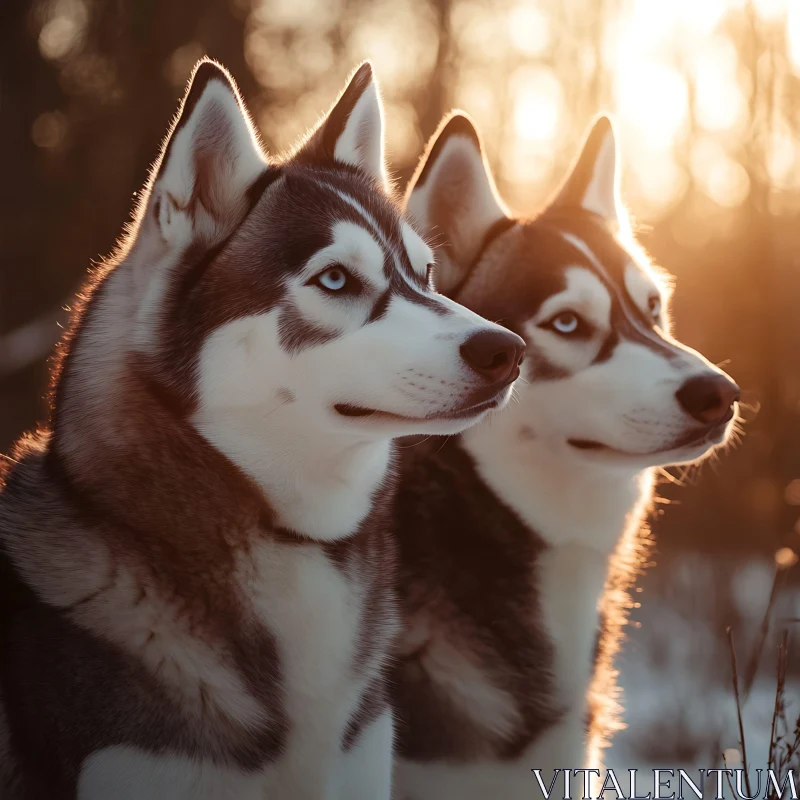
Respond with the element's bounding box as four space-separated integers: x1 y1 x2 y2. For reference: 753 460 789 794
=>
333 391 508 425
568 416 733 458
333 364 519 425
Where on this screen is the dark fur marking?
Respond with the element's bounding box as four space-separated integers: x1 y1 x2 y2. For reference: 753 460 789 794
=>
383 238 449 315
0 519 285 789
447 207 680 371
392 438 561 762
367 287 392 324
593 329 620 364
136 363 192 419
172 167 282 307
538 209 677 360
393 281 450 316
302 170 431 293
524 349 571 382
244 165 280 208
278 303 338 355
341 673 388 752
322 468 399 674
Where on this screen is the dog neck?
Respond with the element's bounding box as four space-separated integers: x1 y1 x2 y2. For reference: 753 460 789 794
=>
460 401 654 751
193 401 394 542
58 367 392 546
52 269 393 546
460 409 653 557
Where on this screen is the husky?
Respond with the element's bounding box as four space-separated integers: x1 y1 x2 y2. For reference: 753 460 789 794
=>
0 62 525 800
391 113 740 800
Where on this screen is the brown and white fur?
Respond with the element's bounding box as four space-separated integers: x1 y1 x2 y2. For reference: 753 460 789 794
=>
390 113 740 799
0 63 524 800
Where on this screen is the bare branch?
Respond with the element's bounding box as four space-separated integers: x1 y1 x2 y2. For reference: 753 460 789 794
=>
727 627 753 798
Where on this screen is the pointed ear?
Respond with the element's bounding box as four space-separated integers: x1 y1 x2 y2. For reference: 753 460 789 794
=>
146 59 267 249
404 112 508 295
297 62 388 189
552 115 620 223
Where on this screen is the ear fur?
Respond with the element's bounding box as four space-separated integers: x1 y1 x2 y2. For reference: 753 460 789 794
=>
404 112 508 295
551 114 620 223
296 62 388 189
146 58 267 249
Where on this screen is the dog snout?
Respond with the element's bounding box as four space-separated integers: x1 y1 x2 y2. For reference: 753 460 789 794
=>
675 373 740 425
460 329 526 384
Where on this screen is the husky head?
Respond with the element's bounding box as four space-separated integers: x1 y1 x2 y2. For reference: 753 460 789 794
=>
406 114 739 470
57 61 524 477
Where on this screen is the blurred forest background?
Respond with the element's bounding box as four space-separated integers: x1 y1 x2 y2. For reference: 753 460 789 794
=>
1 0 799 772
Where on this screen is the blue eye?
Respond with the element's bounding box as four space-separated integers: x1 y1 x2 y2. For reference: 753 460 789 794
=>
309 264 362 295
539 310 593 338
317 267 347 291
547 311 582 335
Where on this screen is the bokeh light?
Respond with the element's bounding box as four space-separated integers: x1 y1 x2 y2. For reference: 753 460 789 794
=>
775 546 799 569
507 4 551 56
512 66 562 145
27 0 800 222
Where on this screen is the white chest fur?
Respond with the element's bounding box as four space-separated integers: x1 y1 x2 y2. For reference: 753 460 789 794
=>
394 544 610 800
78 539 395 800
242 541 377 779
393 423 652 800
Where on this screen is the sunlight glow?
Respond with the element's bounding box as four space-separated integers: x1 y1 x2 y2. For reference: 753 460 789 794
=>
692 37 747 133
454 77 498 122
241 0 800 219
691 138 750 207
502 138 555 188
452 2 508 60
31 111 68 149
788 1 800 72
626 0 725 45
775 547 799 570
165 42 204 88
246 34 304 92
785 479 800 505
252 0 341 31
632 158 688 214
753 0 788 22
767 123 800 190
346 1 439 92
508 4 551 56
676 0 727 34
614 55 688 150
383 101 423 165
38 0 87 61
512 66 562 144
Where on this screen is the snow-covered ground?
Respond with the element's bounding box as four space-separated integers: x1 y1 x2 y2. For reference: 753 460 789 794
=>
606 554 800 793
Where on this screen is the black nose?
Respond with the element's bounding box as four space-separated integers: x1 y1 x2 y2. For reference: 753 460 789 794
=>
675 374 740 425
460 329 526 384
